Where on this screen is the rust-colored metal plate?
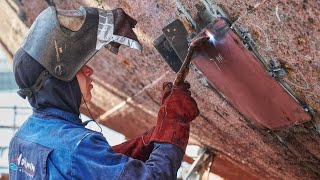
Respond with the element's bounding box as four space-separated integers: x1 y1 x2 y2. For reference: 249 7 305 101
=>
192 19 311 129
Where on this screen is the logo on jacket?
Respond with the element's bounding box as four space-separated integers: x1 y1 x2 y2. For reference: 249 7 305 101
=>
10 153 35 177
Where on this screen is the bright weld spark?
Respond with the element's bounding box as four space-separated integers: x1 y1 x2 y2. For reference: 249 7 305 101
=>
205 29 217 46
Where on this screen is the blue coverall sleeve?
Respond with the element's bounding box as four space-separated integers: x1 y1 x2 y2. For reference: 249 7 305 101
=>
73 132 183 180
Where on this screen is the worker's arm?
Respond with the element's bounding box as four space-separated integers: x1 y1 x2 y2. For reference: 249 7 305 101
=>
118 142 183 179
112 82 199 161
73 132 183 179
72 82 199 179
112 127 155 162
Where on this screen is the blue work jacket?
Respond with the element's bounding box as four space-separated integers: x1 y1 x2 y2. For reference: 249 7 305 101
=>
8 108 183 179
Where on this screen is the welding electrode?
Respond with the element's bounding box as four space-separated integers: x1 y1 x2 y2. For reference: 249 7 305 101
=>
173 35 210 86
173 20 230 86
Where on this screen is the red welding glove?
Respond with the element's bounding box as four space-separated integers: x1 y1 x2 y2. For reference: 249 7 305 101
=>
150 82 200 152
112 127 155 162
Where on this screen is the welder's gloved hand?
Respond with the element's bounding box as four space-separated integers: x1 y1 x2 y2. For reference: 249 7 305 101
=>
112 127 155 162
161 82 199 122
97 8 142 53
150 82 200 152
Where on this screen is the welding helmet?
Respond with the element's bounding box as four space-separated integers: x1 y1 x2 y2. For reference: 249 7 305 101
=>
18 6 142 99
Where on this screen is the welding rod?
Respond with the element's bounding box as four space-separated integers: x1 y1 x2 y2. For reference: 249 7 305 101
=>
173 35 210 86
173 47 194 86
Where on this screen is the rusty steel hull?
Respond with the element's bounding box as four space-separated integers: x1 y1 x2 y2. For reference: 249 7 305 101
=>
192 19 311 129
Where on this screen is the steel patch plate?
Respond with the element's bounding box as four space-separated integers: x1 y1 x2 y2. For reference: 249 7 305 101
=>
192 18 311 129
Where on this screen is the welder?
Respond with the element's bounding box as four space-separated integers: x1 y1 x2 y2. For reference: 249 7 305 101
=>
8 6 199 180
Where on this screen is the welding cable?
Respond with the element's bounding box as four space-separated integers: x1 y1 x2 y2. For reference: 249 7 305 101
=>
81 95 103 133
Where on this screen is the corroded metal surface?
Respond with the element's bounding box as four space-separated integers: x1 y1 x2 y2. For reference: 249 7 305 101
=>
212 154 260 180
2 0 320 179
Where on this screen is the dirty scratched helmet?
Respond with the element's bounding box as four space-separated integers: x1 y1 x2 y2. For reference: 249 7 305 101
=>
18 6 142 99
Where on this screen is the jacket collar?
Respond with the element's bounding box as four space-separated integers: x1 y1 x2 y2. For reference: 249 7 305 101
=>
32 108 83 126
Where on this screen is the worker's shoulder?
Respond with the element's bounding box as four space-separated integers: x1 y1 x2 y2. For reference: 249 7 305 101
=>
14 115 96 152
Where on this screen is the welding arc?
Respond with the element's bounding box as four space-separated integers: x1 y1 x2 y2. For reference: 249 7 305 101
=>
173 36 210 86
